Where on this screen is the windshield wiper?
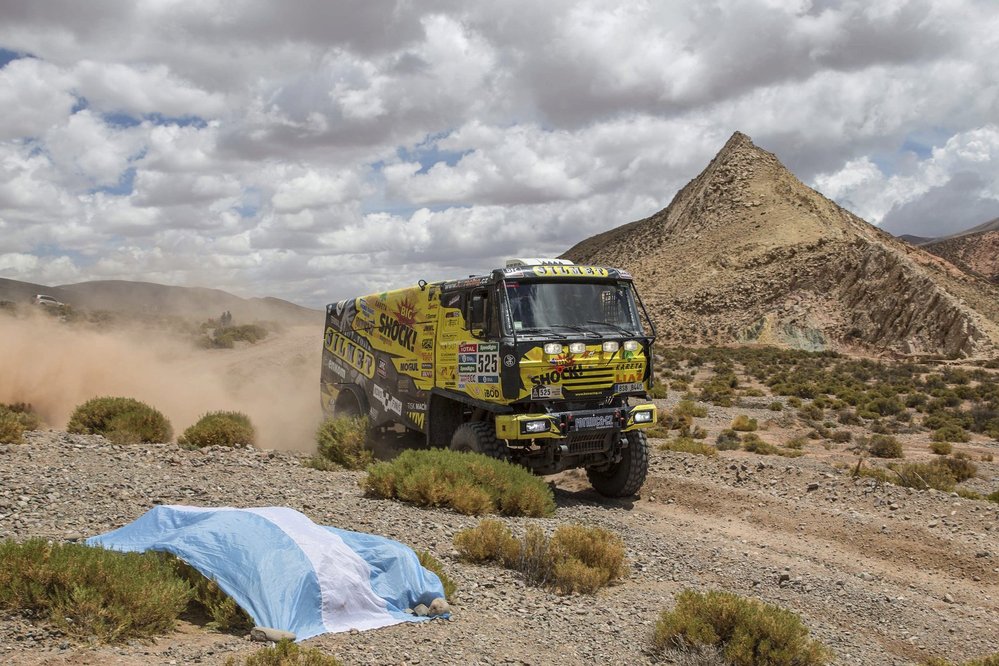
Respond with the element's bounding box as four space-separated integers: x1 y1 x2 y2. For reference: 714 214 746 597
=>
585 320 636 336
550 324 601 337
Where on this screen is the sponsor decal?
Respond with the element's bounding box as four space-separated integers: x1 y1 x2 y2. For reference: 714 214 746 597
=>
503 354 517 367
531 385 563 399
476 353 498 374
406 402 428 412
421 362 433 369
397 379 410 393
421 370 433 378
478 375 499 384
358 298 374 317
326 358 347 379
531 265 609 278
372 384 402 415
378 313 417 352
324 327 375 379
458 363 477 373
399 361 419 373
422 323 434 332
444 294 461 308
377 358 388 379
459 342 478 353
445 310 460 318
407 411 426 430
422 338 434 350
458 353 477 364
478 342 499 352
615 372 640 383
615 362 644 370
393 297 418 326
458 373 477 384
530 366 584 386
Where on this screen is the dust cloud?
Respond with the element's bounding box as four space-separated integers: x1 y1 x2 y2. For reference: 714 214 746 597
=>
0 312 322 451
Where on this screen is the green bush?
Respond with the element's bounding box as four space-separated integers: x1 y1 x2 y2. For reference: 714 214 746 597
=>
659 436 718 457
179 411 255 449
67 396 173 444
0 539 190 642
932 425 971 443
866 434 904 459
936 454 977 482
315 416 372 470
416 550 457 600
0 409 25 445
648 382 668 399
1 402 41 431
364 449 555 517
741 433 778 455
166 555 251 631
225 639 343 666
768 401 784 411
652 589 829 665
730 415 758 432
929 441 953 455
924 653 999 666
454 520 626 595
675 400 709 418
209 324 269 349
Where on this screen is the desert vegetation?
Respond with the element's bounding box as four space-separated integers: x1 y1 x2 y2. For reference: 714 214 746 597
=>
225 639 343 666
651 589 829 665
307 415 373 470
363 449 555 517
66 396 173 445
179 411 256 449
0 402 40 445
454 519 626 594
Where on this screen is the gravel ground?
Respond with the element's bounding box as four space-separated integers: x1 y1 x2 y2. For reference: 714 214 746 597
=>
1 426 998 666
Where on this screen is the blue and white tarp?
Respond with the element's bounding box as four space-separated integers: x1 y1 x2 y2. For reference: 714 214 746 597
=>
87 505 446 640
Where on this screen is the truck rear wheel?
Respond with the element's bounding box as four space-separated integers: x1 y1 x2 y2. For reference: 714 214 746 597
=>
333 390 363 418
450 421 507 460
587 431 648 498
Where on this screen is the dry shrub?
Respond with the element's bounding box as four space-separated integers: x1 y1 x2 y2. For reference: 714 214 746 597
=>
924 654 999 666
364 449 555 517
453 519 520 564
730 415 758 432
67 396 173 444
315 416 373 470
741 433 777 455
165 555 252 631
0 409 25 445
454 520 627 594
659 436 718 457
225 639 343 666
936 454 977 482
178 411 255 449
652 589 829 666
675 400 708 418
715 429 741 451
0 539 190 643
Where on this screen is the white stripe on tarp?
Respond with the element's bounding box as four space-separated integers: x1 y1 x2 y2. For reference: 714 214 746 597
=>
245 506 398 633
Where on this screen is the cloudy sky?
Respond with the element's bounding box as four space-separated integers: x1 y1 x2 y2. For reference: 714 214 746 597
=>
1 0 997 307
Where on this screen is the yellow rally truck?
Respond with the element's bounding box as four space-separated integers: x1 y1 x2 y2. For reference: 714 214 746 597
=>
320 259 657 497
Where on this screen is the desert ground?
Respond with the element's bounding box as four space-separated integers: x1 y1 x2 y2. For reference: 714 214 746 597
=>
1 320 998 665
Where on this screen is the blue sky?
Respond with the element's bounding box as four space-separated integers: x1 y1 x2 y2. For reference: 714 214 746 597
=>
0 1 997 307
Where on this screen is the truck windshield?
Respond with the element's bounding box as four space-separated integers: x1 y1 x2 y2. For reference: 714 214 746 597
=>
504 280 643 336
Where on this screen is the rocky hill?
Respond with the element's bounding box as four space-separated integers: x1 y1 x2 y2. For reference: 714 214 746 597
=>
919 217 999 283
563 132 999 357
0 277 320 324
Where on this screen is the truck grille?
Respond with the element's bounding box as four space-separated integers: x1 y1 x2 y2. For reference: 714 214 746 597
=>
566 431 613 455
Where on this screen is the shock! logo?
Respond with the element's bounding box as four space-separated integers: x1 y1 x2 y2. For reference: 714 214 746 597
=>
378 313 417 351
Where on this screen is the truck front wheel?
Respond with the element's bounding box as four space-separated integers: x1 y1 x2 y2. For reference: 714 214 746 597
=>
450 421 507 460
587 431 649 498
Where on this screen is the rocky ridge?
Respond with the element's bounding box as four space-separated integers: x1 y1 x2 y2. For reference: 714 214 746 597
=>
921 223 999 283
563 132 999 357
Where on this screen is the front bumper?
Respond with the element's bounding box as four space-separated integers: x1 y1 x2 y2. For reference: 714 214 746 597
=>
494 403 656 441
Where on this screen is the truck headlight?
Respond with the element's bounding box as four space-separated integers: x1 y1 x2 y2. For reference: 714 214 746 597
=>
568 342 586 354
523 420 549 434
623 340 640 352
633 410 653 423
543 343 563 355
602 341 619 353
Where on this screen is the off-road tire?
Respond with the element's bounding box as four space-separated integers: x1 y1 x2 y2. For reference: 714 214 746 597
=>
333 390 362 418
587 431 648 497
450 421 508 460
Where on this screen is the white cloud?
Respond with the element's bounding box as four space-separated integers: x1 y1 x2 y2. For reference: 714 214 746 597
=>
0 1 997 305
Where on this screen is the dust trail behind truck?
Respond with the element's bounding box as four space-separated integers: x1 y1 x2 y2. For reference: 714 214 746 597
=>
321 259 657 497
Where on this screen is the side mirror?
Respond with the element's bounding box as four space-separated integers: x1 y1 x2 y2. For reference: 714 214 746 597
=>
469 294 486 336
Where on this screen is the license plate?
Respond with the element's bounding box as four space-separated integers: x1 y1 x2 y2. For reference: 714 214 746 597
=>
532 385 563 399
614 382 644 393
574 414 614 430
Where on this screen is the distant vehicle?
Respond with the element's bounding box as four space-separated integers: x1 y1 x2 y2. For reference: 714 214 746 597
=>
33 294 63 307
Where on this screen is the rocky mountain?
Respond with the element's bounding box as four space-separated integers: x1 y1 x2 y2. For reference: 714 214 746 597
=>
0 277 320 324
918 217 999 283
563 132 999 358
